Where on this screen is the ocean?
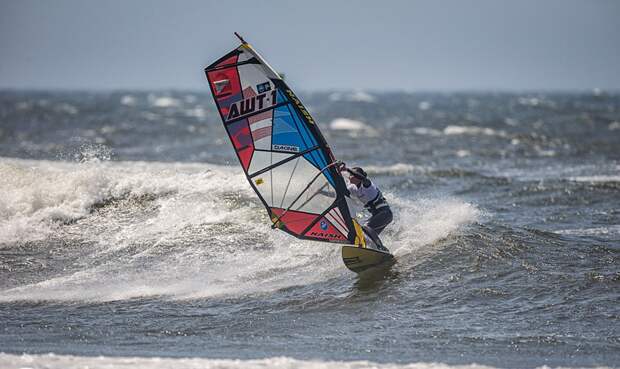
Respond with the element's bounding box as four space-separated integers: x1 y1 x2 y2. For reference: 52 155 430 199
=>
0 90 618 368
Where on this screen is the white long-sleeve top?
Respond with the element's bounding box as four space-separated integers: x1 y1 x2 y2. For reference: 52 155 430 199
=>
347 180 380 206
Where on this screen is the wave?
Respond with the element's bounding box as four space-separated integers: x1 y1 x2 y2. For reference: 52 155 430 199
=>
386 196 481 257
0 158 479 303
364 163 484 179
0 353 528 369
443 125 508 138
0 158 240 245
328 118 379 137
474 162 620 183
0 158 342 302
329 117 370 131
328 91 376 103
413 127 443 136
556 225 620 236
363 163 419 176
149 95 181 108
568 175 620 183
1 353 609 369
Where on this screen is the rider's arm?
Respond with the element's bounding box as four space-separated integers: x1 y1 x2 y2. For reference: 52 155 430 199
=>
337 161 366 197
336 161 351 197
346 183 358 197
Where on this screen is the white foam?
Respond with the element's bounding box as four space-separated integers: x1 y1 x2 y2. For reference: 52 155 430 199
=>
0 158 480 303
0 158 184 245
0 160 107 244
150 96 180 108
385 196 481 257
569 175 620 183
0 236 341 302
413 127 442 136
329 118 369 131
363 163 419 176
0 353 511 369
518 97 540 106
482 162 620 183
443 125 507 138
328 90 376 103
0 158 345 302
455 149 471 158
120 95 137 106
418 101 432 110
534 147 556 157
329 118 378 137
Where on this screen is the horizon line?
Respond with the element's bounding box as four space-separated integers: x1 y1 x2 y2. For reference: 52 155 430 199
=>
1 87 618 95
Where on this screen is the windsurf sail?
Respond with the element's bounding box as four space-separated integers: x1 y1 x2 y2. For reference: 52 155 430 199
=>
204 33 366 247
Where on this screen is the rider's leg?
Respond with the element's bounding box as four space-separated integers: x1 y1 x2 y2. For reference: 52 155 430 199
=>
366 207 393 235
364 208 393 251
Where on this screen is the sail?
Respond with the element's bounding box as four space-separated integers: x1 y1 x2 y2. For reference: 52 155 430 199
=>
204 35 366 247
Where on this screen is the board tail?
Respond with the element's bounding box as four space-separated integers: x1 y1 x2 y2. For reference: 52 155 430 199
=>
341 246 394 273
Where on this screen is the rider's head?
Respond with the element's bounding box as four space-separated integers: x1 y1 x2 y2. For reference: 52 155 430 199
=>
349 167 367 186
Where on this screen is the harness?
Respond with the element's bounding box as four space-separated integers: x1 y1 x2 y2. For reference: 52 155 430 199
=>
364 190 389 214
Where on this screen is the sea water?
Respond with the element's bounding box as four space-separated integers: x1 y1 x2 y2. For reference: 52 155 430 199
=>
0 90 618 368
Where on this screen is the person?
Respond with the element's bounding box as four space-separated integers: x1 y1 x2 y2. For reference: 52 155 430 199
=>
336 162 392 251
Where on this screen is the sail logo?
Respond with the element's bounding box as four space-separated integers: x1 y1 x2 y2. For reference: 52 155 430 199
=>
272 144 299 153
309 231 345 240
256 82 271 93
320 220 328 230
214 79 230 94
285 89 315 125
226 90 278 121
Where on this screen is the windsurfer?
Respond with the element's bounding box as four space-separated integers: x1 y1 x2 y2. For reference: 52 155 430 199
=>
337 162 392 251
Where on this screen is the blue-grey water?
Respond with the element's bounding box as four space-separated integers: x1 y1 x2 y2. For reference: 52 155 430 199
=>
0 90 619 369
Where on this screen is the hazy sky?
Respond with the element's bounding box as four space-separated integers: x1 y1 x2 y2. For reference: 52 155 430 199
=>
1 0 618 91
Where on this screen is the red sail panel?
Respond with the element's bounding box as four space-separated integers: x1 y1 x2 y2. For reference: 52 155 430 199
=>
225 119 254 171
206 55 242 119
270 208 317 236
304 218 347 242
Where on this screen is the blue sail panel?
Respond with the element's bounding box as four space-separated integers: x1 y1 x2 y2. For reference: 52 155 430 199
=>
272 105 311 153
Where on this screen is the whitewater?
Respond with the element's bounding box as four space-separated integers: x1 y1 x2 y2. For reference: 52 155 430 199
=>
0 157 478 302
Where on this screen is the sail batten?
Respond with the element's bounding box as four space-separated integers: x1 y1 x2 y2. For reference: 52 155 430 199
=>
205 36 366 246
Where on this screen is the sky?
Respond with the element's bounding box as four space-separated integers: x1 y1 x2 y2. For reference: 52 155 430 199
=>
1 0 619 91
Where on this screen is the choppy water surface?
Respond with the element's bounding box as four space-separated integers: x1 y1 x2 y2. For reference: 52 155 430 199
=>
0 90 618 368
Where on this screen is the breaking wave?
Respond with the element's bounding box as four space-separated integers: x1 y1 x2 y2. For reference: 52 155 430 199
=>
0 158 479 303
0 353 549 369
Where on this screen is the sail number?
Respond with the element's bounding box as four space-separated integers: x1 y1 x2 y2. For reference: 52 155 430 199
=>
226 90 277 121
